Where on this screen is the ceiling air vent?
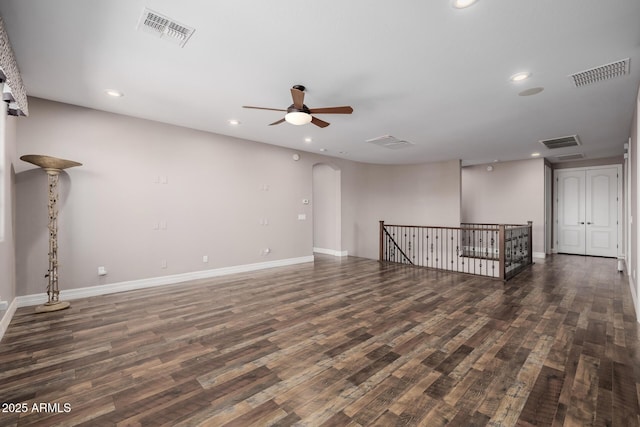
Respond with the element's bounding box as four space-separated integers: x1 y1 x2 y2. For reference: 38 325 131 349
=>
569 58 630 87
137 8 195 47
554 153 585 161
539 135 581 149
365 135 414 150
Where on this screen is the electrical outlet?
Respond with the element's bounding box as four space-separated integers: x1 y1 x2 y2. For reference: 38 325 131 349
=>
98 266 107 276
203 255 208 263
161 260 167 269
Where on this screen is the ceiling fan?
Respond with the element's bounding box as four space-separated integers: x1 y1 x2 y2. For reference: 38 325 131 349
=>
243 85 353 128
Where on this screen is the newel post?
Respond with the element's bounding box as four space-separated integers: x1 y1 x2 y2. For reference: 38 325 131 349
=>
379 221 385 262
527 220 533 265
498 224 505 281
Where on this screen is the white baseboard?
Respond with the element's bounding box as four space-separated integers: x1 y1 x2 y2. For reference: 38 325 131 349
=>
0 297 18 343
15 255 315 309
533 252 546 259
313 247 348 257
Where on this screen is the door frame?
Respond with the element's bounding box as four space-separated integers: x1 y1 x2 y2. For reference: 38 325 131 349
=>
554 164 622 257
311 163 345 257
545 164 553 255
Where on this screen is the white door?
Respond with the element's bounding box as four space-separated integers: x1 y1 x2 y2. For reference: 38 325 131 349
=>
556 166 619 257
557 170 586 254
585 168 618 257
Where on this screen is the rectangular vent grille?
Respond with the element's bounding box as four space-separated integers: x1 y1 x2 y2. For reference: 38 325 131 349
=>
539 135 581 149
137 8 195 47
365 135 414 150
570 58 629 87
554 153 585 161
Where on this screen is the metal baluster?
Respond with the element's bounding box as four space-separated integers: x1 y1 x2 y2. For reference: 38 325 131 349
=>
420 227 424 268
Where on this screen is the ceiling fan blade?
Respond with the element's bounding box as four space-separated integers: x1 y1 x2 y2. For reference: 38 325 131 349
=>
309 106 353 115
243 106 287 112
290 88 305 109
311 116 330 128
268 118 286 126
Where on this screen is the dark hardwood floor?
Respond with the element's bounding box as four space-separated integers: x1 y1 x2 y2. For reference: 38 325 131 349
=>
0 254 639 426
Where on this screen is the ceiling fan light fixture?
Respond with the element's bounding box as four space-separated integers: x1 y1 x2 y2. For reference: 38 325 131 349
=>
452 0 478 9
510 72 531 82
285 112 312 126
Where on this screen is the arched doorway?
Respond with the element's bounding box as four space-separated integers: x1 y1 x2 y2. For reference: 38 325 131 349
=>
312 163 343 256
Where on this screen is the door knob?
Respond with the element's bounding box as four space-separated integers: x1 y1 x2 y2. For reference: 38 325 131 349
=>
587 222 592 225
579 222 585 225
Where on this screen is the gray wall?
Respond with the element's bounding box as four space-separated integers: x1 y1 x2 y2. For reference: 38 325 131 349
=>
630 90 638 315
15 98 464 296
342 160 462 260
16 98 318 295
461 159 545 255
0 102 17 304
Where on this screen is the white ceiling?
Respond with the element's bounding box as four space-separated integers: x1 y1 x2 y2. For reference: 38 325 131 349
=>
1 0 639 165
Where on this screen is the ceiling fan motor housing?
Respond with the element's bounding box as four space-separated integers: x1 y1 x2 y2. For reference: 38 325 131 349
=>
287 104 311 114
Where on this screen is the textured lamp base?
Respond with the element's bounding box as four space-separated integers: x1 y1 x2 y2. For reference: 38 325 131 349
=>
20 154 82 318
35 301 70 313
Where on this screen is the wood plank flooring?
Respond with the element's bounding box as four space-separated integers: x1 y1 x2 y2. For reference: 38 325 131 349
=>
0 254 639 426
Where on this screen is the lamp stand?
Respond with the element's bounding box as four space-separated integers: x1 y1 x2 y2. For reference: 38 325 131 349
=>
20 155 82 313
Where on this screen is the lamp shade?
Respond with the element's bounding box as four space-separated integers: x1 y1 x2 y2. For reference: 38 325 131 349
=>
285 112 312 125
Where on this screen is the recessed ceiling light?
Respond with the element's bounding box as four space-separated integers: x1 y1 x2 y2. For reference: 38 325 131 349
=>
105 89 124 97
452 0 478 8
304 137 312 143
228 119 240 125
531 152 541 157
510 72 531 82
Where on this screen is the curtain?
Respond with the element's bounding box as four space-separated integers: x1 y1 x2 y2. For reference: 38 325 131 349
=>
0 16 27 116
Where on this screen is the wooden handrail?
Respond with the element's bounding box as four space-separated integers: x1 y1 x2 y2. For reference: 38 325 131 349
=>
383 224 500 232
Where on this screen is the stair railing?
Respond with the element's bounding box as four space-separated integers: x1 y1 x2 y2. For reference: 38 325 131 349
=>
379 220 533 280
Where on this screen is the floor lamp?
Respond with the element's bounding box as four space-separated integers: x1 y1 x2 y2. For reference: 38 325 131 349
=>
20 154 82 313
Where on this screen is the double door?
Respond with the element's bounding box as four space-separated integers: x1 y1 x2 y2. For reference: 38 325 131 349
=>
556 166 620 257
